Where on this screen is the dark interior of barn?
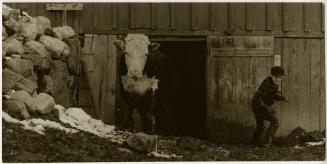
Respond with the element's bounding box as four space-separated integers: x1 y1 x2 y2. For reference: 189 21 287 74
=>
158 40 207 138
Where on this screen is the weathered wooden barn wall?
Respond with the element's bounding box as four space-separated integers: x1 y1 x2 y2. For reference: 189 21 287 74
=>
4 3 325 140
275 38 325 136
5 3 324 37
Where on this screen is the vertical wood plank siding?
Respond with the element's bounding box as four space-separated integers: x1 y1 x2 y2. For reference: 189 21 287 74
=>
276 38 325 136
5 3 323 36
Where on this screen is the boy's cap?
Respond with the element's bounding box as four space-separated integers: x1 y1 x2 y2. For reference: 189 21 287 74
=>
271 66 285 77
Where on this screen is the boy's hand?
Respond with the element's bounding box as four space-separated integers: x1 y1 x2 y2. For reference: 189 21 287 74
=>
281 96 288 102
267 106 275 114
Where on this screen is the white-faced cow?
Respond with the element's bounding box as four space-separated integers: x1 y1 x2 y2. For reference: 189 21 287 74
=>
115 34 178 134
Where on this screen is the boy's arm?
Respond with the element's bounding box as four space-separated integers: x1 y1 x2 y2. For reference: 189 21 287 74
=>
275 90 287 102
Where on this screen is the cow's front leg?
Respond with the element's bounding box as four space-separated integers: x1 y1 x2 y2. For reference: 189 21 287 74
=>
148 90 158 134
147 110 156 134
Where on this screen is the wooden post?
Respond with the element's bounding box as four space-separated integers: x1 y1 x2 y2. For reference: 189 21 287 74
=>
246 4 252 31
209 4 216 31
228 3 234 32
112 4 117 29
130 4 136 29
151 3 156 29
170 4 175 30
266 3 272 31
304 4 311 32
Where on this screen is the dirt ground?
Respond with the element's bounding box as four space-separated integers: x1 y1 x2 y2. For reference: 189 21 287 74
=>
2 118 325 162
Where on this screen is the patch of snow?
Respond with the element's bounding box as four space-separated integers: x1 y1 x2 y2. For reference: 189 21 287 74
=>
29 119 77 134
305 138 325 147
54 104 65 111
118 147 133 154
3 111 44 135
2 111 77 135
294 145 303 149
5 105 131 145
147 151 183 159
3 90 15 99
57 107 127 143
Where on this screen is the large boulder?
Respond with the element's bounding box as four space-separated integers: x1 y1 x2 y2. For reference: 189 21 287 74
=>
39 35 70 59
15 77 38 95
49 61 72 108
23 40 51 69
3 36 24 55
3 18 20 36
4 99 30 120
18 16 32 24
3 25 8 40
11 54 22 59
17 21 38 41
65 37 81 75
5 58 34 78
3 43 7 58
126 132 158 153
2 5 20 21
36 74 53 95
35 16 51 35
3 69 37 94
24 40 50 58
53 26 75 40
27 93 55 114
10 90 33 106
2 69 23 93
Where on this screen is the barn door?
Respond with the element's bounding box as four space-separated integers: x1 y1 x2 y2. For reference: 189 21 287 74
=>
80 34 117 125
206 36 275 143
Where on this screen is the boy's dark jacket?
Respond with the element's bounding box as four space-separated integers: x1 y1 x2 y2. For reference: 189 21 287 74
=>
252 76 286 109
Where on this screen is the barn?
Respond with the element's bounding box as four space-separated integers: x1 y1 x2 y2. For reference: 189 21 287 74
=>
5 2 325 143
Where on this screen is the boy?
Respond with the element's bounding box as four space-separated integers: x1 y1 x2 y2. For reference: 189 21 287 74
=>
251 66 287 146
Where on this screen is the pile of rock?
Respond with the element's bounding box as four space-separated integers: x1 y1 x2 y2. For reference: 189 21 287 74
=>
2 5 81 120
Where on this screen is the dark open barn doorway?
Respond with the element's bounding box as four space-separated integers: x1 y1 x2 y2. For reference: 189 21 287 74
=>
157 40 207 138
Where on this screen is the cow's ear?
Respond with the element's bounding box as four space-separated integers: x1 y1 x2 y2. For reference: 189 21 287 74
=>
149 42 160 53
114 40 125 52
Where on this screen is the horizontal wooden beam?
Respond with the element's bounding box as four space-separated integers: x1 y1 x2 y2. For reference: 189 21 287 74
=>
210 48 274 56
46 3 83 10
210 54 274 57
79 29 324 38
150 37 206 42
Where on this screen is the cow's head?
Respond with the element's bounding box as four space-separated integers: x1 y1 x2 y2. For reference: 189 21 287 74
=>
114 34 161 95
115 34 150 79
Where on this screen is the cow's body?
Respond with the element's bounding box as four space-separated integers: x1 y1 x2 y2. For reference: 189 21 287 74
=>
119 49 178 134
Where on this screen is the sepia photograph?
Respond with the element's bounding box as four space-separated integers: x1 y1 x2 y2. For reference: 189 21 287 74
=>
1 0 326 162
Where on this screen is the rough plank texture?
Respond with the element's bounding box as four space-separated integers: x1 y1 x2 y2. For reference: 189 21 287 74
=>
251 3 267 31
230 3 246 31
174 3 190 30
46 3 83 10
80 35 107 121
280 39 299 136
6 3 324 36
105 35 117 125
135 3 152 28
207 36 274 143
155 3 170 29
310 39 321 130
320 39 325 130
297 39 311 131
117 3 130 28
